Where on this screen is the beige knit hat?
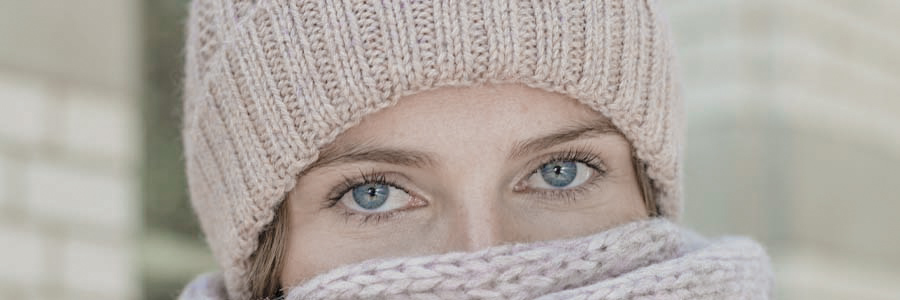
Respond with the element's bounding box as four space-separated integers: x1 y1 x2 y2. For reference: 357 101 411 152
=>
182 0 683 298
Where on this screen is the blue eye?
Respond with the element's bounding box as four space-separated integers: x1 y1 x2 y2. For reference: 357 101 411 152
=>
540 161 578 187
339 181 412 213
351 183 390 209
527 160 594 190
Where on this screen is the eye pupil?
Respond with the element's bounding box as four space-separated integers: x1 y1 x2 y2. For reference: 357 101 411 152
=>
540 161 578 187
352 183 389 209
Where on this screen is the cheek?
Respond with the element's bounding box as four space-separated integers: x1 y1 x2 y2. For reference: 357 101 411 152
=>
279 220 381 288
516 193 647 243
511 191 648 242
279 223 335 289
279 216 447 289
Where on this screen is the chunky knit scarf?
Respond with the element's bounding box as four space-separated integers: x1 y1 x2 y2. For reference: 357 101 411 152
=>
179 219 773 300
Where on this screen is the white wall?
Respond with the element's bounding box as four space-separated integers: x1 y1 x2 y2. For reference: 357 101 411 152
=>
663 0 900 299
0 0 141 299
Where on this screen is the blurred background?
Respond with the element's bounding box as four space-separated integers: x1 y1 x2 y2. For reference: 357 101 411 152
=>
0 0 897 299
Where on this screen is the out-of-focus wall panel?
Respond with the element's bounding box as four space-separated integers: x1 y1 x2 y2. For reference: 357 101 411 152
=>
0 0 139 90
665 0 900 299
0 1 141 299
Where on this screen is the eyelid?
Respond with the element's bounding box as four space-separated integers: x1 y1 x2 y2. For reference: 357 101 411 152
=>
322 170 427 225
519 147 608 180
340 184 412 213
323 171 409 208
512 147 608 195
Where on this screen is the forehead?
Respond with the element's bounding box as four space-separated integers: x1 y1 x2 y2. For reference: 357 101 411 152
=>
332 83 612 147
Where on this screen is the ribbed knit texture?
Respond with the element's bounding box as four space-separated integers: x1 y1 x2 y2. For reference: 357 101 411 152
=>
178 219 773 300
182 0 684 298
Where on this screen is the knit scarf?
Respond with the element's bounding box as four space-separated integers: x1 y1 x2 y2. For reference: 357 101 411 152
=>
179 219 773 300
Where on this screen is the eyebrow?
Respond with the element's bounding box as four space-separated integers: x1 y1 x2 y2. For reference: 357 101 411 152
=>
306 116 622 171
507 116 623 160
305 142 439 172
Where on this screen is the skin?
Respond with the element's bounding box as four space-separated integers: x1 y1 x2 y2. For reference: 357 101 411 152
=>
280 82 648 289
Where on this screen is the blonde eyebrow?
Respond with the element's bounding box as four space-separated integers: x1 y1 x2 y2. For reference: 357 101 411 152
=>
305 117 620 172
507 117 622 160
305 142 438 172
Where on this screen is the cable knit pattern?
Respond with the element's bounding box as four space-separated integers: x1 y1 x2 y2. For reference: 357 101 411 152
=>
182 0 685 298
178 220 773 300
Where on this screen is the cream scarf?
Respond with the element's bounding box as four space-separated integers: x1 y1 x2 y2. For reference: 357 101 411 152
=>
179 219 773 300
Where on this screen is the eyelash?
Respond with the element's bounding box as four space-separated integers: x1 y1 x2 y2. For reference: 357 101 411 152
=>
518 148 608 203
322 171 409 225
322 148 608 225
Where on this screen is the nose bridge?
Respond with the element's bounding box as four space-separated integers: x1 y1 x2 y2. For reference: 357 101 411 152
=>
446 183 506 252
439 143 515 252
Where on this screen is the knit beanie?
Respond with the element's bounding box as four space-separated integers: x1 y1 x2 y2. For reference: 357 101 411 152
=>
182 0 684 299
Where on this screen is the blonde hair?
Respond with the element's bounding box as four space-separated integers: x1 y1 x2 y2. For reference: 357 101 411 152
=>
247 156 658 299
247 198 289 299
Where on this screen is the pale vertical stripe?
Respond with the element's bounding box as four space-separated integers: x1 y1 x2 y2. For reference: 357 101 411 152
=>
244 12 300 173
211 55 272 197
517 0 538 78
615 0 639 112
603 0 624 100
263 1 307 153
399 0 425 89
282 0 329 133
507 0 521 76
469 0 489 79
325 0 369 113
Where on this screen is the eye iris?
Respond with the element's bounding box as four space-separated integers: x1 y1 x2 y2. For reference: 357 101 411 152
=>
540 161 578 187
351 183 389 209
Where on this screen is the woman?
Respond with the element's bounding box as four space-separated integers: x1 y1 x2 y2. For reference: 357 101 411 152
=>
178 0 773 299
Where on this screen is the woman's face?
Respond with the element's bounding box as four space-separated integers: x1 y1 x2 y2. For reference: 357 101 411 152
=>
280 83 647 288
